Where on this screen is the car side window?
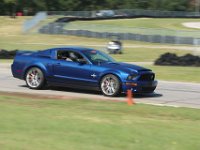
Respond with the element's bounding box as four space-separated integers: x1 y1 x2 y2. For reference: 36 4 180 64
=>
57 50 67 60
57 50 87 63
90 53 108 62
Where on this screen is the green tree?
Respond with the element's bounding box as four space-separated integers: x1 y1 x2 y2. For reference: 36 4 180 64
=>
3 0 17 16
0 0 193 15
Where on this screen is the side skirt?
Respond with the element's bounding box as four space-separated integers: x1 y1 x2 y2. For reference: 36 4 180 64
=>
47 81 100 91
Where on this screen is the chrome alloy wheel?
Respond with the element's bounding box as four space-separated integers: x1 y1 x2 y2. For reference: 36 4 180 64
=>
26 67 44 89
100 74 120 96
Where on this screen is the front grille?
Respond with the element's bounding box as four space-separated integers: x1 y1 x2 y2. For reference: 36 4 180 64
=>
138 73 155 81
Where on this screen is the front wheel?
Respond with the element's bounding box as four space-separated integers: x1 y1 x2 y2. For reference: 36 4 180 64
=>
25 67 45 89
100 74 121 97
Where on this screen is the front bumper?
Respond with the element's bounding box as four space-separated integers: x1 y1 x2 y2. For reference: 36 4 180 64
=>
122 80 158 93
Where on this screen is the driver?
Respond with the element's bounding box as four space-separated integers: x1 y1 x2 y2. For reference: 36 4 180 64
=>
69 52 78 62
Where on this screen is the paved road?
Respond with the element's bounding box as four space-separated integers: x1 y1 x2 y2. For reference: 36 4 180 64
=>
0 63 200 109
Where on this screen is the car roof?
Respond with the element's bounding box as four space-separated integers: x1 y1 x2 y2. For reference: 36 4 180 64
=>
49 46 96 52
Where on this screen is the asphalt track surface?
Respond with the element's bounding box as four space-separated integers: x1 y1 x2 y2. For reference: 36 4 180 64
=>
0 63 200 109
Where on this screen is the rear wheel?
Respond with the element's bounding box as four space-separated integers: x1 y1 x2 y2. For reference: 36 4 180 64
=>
100 74 121 97
25 67 45 89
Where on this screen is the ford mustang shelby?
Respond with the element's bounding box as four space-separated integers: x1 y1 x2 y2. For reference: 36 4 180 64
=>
11 47 158 96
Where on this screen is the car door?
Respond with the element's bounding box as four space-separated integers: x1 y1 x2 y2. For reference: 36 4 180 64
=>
52 50 98 88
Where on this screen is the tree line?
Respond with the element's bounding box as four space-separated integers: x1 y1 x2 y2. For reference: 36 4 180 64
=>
0 0 196 15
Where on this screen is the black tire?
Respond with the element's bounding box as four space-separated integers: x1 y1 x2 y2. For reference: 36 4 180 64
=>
100 74 121 97
25 67 45 89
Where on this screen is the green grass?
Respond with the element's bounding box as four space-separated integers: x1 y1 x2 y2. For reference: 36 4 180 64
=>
0 59 13 63
0 16 198 50
111 48 190 62
145 65 200 83
0 95 200 150
67 18 199 30
0 16 108 50
64 18 200 37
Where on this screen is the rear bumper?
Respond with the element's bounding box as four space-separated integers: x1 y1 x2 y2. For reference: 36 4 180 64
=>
122 80 158 93
11 64 24 79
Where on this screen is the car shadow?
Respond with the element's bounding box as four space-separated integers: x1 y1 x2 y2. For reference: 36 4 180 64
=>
118 92 162 98
19 85 102 95
133 93 162 98
50 86 102 96
20 84 162 99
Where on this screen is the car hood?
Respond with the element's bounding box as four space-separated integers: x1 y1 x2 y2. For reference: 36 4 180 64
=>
100 62 151 74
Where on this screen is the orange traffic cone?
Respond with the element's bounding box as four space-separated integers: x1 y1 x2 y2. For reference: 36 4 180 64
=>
127 90 135 105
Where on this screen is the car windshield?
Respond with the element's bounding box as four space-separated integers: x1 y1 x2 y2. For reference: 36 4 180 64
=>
83 50 116 64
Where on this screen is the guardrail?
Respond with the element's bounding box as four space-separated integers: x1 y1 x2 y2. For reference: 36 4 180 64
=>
38 22 200 45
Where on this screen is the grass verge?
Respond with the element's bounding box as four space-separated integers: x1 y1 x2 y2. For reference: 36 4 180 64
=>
111 48 190 62
145 65 200 83
0 94 200 150
65 18 200 31
0 16 197 51
64 18 200 37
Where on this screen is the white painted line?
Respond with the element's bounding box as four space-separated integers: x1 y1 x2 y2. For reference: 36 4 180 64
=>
182 22 200 29
137 102 181 108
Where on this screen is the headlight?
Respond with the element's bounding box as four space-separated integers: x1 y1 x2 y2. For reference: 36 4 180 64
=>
127 74 138 80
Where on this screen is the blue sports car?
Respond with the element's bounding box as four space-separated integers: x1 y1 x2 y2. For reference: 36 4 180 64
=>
11 47 158 96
